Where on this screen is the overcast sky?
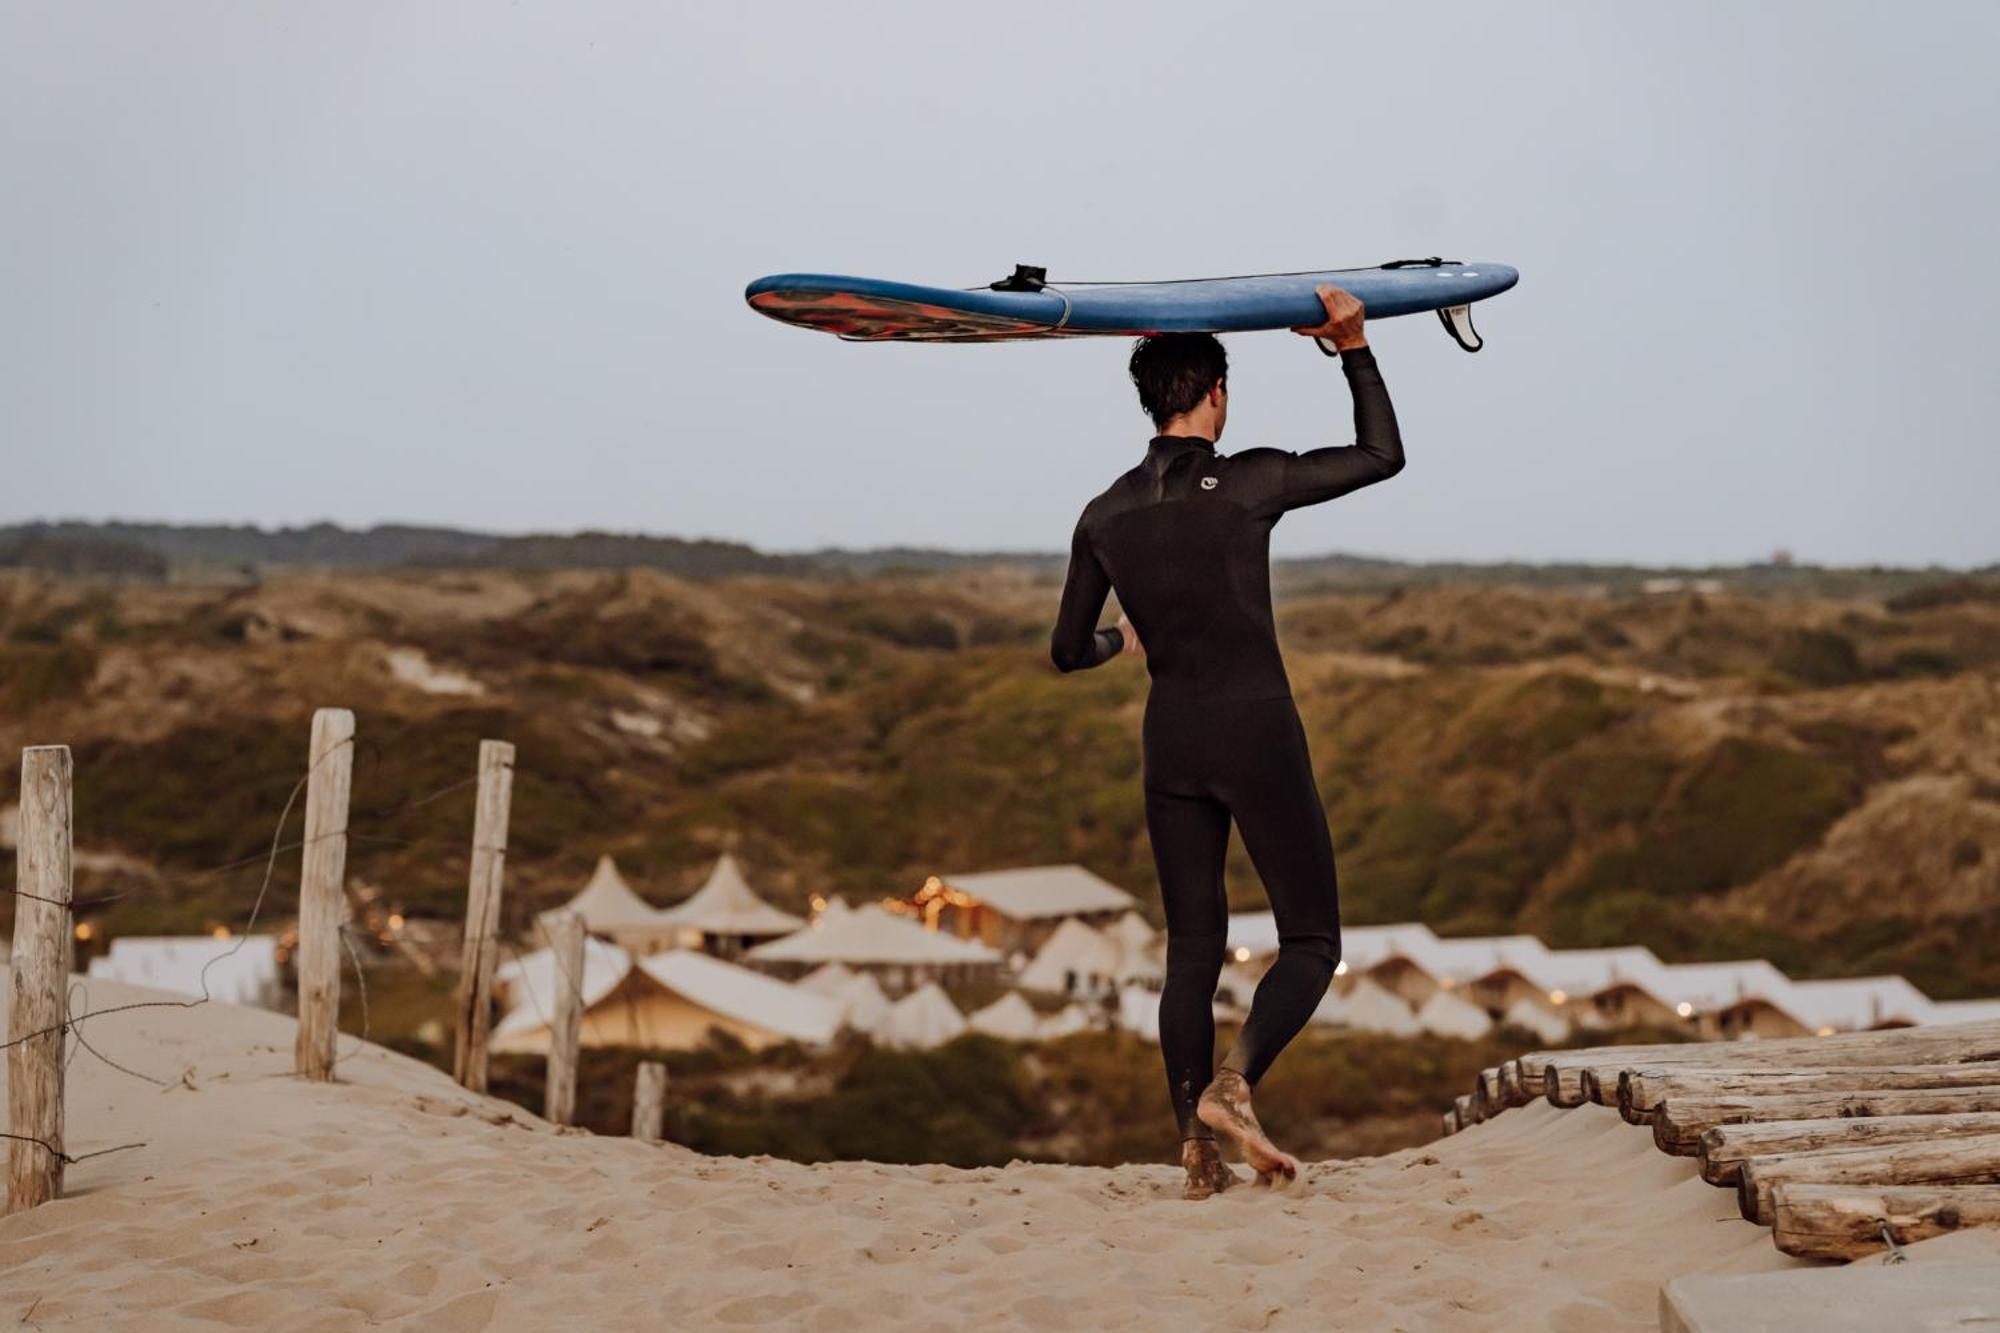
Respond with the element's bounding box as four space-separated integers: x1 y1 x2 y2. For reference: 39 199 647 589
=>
4 2 1995 566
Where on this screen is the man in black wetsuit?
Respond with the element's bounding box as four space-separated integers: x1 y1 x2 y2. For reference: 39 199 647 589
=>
1049 285 1402 1200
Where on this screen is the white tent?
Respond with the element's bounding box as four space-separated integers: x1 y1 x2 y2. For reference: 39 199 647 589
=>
880 983 967 1050
833 971 893 1038
1105 912 1158 955
798 962 858 998
1017 918 1118 995
967 991 1041 1041
1115 985 1160 1040
86 935 280 1008
493 935 634 1019
536 856 680 951
1330 978 1423 1037
492 946 842 1052
634 950 843 1046
1416 987 1494 1039
1038 1003 1094 1039
747 905 1001 969
656 852 806 941
937 865 1136 921
1502 997 1572 1044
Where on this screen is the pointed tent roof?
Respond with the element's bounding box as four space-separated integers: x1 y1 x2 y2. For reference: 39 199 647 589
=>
880 983 967 1049
747 905 1001 967
833 971 893 1037
539 856 678 936
634 949 842 1045
1502 997 1572 1044
656 853 807 938
1017 918 1117 993
1416 987 1494 1039
1327 978 1424 1037
1037 1004 1094 1040
937 865 1136 921
968 991 1041 1041
798 962 859 998
492 937 636 1039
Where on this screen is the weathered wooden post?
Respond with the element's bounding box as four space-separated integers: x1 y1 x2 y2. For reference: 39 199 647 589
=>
7 746 71 1215
544 911 586 1126
632 1060 668 1143
293 708 354 1082
452 739 514 1093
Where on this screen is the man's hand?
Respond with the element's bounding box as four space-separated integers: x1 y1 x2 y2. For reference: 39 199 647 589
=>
1291 283 1366 351
1117 612 1144 657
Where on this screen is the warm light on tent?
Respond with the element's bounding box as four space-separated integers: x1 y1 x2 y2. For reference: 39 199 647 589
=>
1232 946 1251 963
1675 1002 1694 1018
1548 989 1567 1004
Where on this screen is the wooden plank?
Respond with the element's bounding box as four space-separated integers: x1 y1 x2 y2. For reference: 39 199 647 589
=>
1771 1182 2000 1261
1700 1112 2000 1186
632 1061 668 1143
1453 1092 1479 1128
293 708 354 1082
1622 1061 2000 1123
6 747 71 1215
1521 1019 2000 1096
1440 1108 1459 1138
1495 1059 1528 1108
1737 1132 2000 1225
452 739 514 1093
543 911 586 1127
1474 1066 1502 1117
1655 1086 2000 1155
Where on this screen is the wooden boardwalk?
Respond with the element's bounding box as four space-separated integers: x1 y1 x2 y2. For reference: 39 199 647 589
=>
1441 1019 2000 1261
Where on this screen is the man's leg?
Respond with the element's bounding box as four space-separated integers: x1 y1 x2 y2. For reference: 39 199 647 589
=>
1143 782 1232 1195
1220 706 1342 1086
1194 702 1340 1182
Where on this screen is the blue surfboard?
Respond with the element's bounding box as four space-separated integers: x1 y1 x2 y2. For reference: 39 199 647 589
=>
746 258 1519 351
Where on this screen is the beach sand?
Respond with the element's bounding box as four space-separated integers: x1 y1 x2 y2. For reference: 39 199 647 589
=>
0 972 1809 1330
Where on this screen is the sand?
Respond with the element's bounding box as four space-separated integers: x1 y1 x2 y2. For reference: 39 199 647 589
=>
0 971 1809 1331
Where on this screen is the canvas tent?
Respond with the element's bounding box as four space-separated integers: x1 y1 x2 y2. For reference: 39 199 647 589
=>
923 864 1138 953
86 935 280 1009
655 853 806 958
536 856 681 955
880 983 967 1050
967 991 1041 1041
747 903 1001 993
491 945 840 1054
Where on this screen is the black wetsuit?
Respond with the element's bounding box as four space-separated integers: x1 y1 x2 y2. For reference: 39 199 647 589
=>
1049 345 1404 1138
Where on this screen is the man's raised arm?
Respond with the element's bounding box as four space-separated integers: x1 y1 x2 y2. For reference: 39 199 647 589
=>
1245 284 1405 518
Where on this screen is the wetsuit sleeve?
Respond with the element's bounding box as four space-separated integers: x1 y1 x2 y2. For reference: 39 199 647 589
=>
1238 345 1404 519
1049 516 1125 672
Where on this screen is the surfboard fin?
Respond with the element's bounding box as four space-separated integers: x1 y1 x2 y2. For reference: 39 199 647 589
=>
1438 303 1482 352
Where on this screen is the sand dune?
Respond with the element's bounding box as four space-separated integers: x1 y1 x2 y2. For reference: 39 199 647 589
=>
0 972 1807 1330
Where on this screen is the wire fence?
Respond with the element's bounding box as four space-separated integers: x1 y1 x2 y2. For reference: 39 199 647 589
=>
0 728 570 1174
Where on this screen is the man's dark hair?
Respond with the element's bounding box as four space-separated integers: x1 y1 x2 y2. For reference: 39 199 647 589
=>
1129 333 1227 429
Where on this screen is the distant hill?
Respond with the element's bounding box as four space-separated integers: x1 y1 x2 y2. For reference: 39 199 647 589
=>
3 563 1998 1004
4 520 1993 596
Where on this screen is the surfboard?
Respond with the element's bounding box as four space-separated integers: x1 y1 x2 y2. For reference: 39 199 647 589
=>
745 258 1519 352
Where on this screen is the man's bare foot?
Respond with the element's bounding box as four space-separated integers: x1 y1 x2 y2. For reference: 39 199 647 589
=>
1196 1068 1298 1184
1180 1137 1237 1201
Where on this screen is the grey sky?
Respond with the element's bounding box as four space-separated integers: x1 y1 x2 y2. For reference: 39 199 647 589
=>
4 1 1995 566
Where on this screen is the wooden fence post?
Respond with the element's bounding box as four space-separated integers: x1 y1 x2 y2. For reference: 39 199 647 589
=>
544 911 586 1127
293 709 354 1082
7 746 72 1215
632 1060 667 1143
453 740 514 1093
